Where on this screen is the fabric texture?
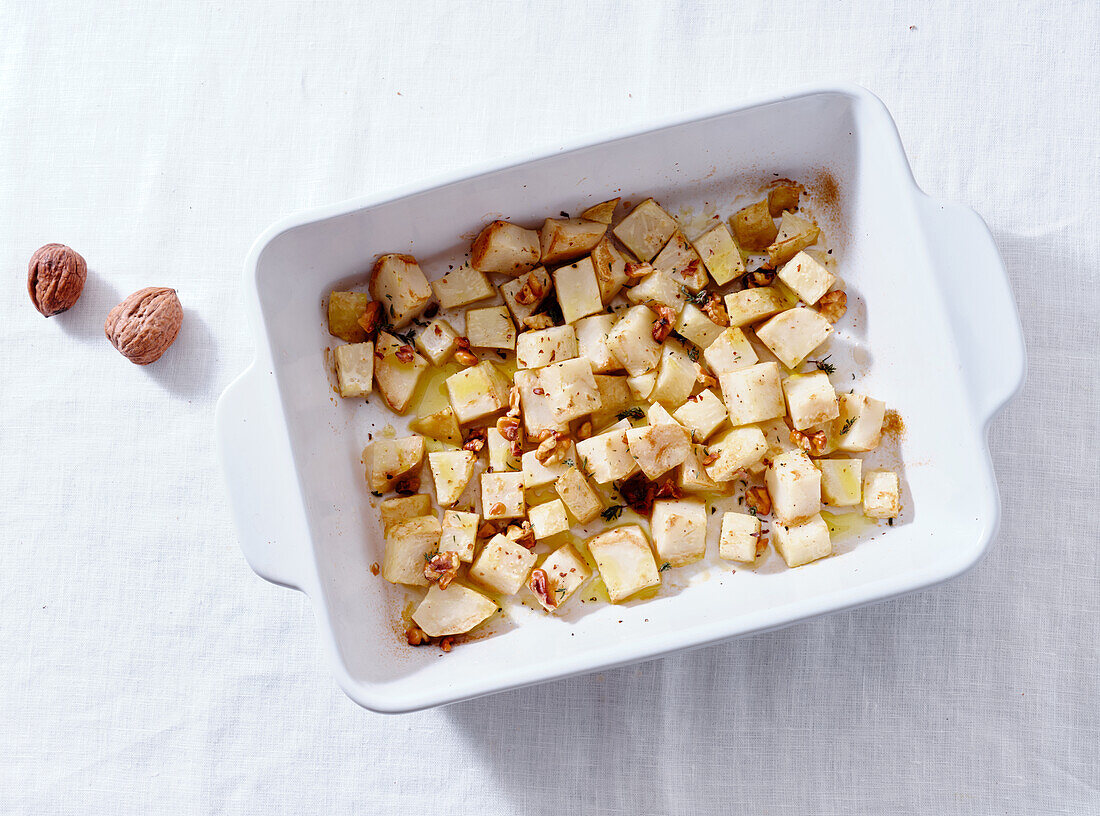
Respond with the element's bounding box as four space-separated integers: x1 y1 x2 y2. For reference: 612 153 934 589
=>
1 1 1097 814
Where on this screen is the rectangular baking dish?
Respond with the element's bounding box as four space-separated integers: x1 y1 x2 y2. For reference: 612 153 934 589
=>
215 84 1025 713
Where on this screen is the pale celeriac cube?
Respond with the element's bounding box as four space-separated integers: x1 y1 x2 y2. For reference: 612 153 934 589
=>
719 512 761 562
412 583 497 637
514 369 568 436
580 198 620 224
765 450 822 524
606 305 663 376
651 498 707 566
767 212 821 267
576 422 637 483
625 268 687 314
528 499 570 539
646 401 679 427
554 466 603 524
471 220 541 276
782 371 840 430
429 450 478 505
532 544 593 611
724 287 793 328
754 417 799 472
836 394 887 452
613 198 678 261
626 371 657 400
440 509 479 562
369 254 433 328
587 525 661 602
626 422 691 479
414 318 459 366
730 199 778 251
380 494 432 534
591 375 632 427
501 266 552 324
374 332 429 414
673 388 728 441
409 406 463 446
650 342 696 407
540 217 607 266
773 513 832 567
675 303 725 349
521 445 575 488
755 307 833 369
446 361 509 424
692 223 745 286
466 305 516 350
703 426 768 481
469 533 537 594
591 237 630 303
575 313 622 373
481 471 525 519
516 325 577 369
718 362 786 426
552 257 603 324
327 291 370 343
653 230 707 291
486 427 520 472
382 515 441 586
431 264 495 308
819 459 862 506
702 327 758 375
863 469 901 518
777 250 836 306
365 435 425 492
678 443 719 493
334 342 374 397
541 358 602 423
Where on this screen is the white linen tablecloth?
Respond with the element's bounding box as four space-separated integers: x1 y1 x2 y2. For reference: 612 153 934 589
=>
2 1 1097 813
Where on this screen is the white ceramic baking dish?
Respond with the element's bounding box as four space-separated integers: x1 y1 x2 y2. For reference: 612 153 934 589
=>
215 84 1025 713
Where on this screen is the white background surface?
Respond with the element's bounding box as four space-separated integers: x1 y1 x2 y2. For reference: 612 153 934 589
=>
2 1 1097 813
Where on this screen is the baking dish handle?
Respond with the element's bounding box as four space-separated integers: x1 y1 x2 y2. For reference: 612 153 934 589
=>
215 360 312 592
914 195 1027 423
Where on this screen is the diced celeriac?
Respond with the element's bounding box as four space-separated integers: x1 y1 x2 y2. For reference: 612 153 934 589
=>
576 421 637 483
678 443 720 493
703 426 768 481
724 287 793 328
501 266 552 324
428 450 478 505
575 313 622 373
374 332 429 414
773 514 832 567
673 388 728 441
554 466 603 524
380 494 432 534
528 499 570 539
327 291 370 343
675 303 725 349
606 305 662 376
440 509 479 562
613 198 678 262
469 533 537 594
533 544 592 611
702 327 758 375
782 371 840 430
481 471 525 519
730 199 778 251
719 512 761 562
753 417 799 473
521 445 575 488
767 212 821 267
369 254 433 328
540 358 602 423
466 305 516 350
836 394 887 452
539 218 607 266
552 257 604 324
819 459 862 506
777 250 835 306
409 406 463 446
516 325 577 369
586 525 661 602
334 342 374 397
651 498 707 566
471 220 541 276
446 361 509 424
653 230 707 291
626 371 657 400
365 436 425 492
755 307 833 369
591 237 630 303
412 583 497 637
625 268 687 314
414 318 459 366
718 362 786 426
514 369 568 436
650 341 696 407
581 198 620 224
862 469 901 518
626 422 691 479
431 264 495 308
591 375 632 428
646 402 679 426
382 515 440 586
486 427 520 472
692 223 745 286
765 450 822 524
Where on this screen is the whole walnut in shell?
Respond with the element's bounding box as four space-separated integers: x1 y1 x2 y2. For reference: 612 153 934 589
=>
27 243 87 317
104 287 183 365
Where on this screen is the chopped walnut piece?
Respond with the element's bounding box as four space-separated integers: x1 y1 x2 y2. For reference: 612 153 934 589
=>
576 420 593 441
455 349 478 366
755 534 770 558
488 501 506 516
497 415 521 441
357 301 383 338
700 291 730 327
463 427 487 453
817 290 847 323
507 384 522 418
790 429 829 456
370 562 380 576
651 303 676 342
477 521 499 539
424 551 461 589
742 268 775 288
522 314 555 330
528 568 555 608
618 473 656 516
624 261 653 280
535 431 569 464
423 302 440 319
505 520 536 550
395 344 415 363
655 479 682 499
394 477 420 495
746 486 772 516
405 624 430 646
695 363 718 390
701 450 720 466
514 274 548 306
438 636 456 652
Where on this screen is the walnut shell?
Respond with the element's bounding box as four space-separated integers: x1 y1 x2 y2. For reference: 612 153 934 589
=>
27 243 87 317
104 287 183 365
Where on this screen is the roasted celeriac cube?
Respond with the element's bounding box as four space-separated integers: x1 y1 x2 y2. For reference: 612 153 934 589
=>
412 583 497 637
516 325 577 369
334 342 374 397
782 371 840 430
862 469 901 518
580 197 620 224
651 341 696 407
724 286 793 328
575 314 622 373
719 512 761 562
374 332 429 414
836 394 887 452
328 291 371 342
414 318 459 365
466 305 516 350
765 450 822 524
541 358 602 423
440 509 479 562
678 443 720 493
514 369 568 436
591 237 630 303
554 466 603 524
730 199 778 251
773 513 832 567
692 223 745 286
470 533 537 595
382 515 441 585
653 230 707 291
446 361 509 424
673 388 728 441
767 212 821 267
702 326 758 375
552 257 603 324
481 471 525 519
528 499 570 539
380 494 432 534
486 427 520 472
646 401 679 426
586 525 661 603
409 406 463 445
755 417 799 472
370 254 433 328
540 217 607 266
651 498 707 567
429 450 478 505
521 445 575 488
626 371 657 400
591 375 632 427
471 220 541 276
431 264 495 308
768 183 801 216
576 421 637 483
675 303 725 349
777 250 836 306
501 266 552 323
625 268 687 314
703 425 768 481
606 305 663 376
533 544 593 611
755 307 833 370
613 198 678 261
718 362 786 426
365 435 425 492
626 422 691 479
819 458 862 506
